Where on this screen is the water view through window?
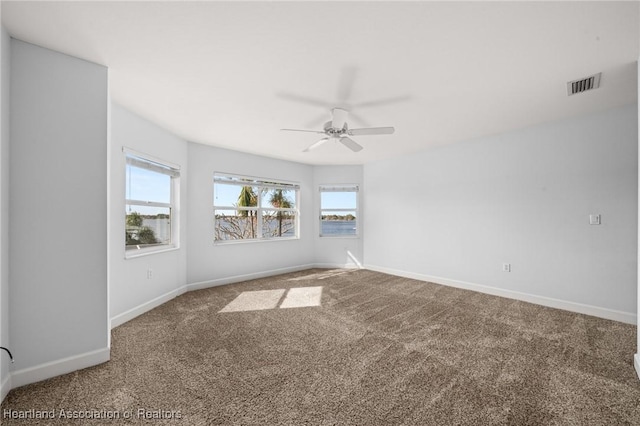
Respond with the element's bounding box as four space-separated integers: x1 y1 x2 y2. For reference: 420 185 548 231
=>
214 174 299 242
320 186 358 237
125 153 179 253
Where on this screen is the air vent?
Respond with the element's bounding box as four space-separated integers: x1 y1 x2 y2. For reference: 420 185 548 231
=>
567 73 601 96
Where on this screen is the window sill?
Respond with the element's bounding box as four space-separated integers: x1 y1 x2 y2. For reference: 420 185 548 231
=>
125 245 179 259
214 237 299 246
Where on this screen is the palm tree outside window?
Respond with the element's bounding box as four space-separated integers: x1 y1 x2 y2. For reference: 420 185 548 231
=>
214 174 299 242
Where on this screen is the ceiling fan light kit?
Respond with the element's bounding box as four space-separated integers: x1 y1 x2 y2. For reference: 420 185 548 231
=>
282 107 395 153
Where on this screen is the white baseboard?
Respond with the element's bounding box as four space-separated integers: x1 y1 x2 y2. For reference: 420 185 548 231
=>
8 266 328 397
635 354 640 381
365 264 637 325
186 264 317 291
112 264 354 330
10 347 110 389
111 286 188 329
111 264 323 331
312 262 362 270
1 371 11 403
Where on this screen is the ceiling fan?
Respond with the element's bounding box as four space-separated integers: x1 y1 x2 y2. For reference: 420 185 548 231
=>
281 108 395 152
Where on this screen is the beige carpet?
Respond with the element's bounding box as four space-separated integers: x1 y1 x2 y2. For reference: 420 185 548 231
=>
2 269 639 425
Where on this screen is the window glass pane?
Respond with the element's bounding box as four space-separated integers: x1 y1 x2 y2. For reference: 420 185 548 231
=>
213 174 299 243
262 210 296 238
321 191 356 210
321 210 357 236
260 188 297 209
126 206 171 249
126 165 171 203
214 183 258 208
124 152 178 255
215 209 258 240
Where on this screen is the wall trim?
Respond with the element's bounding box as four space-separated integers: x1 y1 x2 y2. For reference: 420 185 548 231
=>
186 264 317 292
365 264 637 325
0 372 10 403
111 264 322 330
10 263 636 396
312 262 362 270
10 347 110 390
111 286 188 329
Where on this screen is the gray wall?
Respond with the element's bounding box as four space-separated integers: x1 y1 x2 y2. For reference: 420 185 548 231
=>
364 104 638 320
110 109 368 323
9 40 108 373
187 143 315 286
110 103 188 323
0 24 10 399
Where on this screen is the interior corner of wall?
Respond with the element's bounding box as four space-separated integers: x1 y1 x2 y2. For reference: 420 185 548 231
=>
10 347 110 390
1 370 12 403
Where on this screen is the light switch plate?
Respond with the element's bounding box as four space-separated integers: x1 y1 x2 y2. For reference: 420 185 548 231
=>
589 214 601 225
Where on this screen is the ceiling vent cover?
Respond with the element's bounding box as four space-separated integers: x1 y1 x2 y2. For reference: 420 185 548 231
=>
567 73 601 96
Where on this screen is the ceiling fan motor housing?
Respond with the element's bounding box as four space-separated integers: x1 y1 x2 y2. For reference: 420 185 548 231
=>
281 107 394 152
324 120 348 137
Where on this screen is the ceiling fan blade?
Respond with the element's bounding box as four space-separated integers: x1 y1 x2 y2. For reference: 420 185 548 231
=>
339 136 363 152
303 138 329 152
352 95 411 109
305 113 331 129
336 66 358 102
331 108 348 129
281 128 326 134
348 111 371 128
277 92 332 108
348 127 395 136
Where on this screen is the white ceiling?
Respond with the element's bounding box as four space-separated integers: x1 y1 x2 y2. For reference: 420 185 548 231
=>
2 1 638 165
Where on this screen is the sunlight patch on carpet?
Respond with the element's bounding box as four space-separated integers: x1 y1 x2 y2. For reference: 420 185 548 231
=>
287 269 352 281
219 287 323 312
219 289 286 312
280 286 323 309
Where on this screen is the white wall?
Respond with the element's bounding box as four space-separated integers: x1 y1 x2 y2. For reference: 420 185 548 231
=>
0 24 11 401
109 104 188 327
187 143 315 287
313 165 364 268
365 104 638 323
9 40 109 386
636 49 640 377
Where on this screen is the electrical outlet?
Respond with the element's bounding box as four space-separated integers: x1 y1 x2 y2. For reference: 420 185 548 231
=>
502 263 511 272
147 269 153 279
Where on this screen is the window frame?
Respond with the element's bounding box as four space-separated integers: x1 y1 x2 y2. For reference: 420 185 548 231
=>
214 173 300 244
319 184 359 238
124 148 180 258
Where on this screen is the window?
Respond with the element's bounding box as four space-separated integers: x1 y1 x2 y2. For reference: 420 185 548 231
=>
125 150 179 256
214 173 299 242
319 185 359 237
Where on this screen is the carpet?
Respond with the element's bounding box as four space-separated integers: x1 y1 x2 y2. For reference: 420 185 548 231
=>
2 268 639 425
